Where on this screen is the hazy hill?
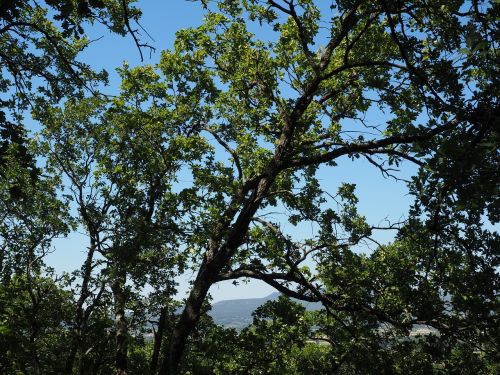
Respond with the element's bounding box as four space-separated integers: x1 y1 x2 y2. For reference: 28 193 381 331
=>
208 292 322 330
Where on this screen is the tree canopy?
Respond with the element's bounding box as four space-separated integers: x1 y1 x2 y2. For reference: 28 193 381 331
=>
0 1 498 374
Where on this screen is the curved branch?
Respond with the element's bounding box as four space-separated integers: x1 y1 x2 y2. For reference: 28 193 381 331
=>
284 116 462 169
268 0 314 65
216 267 320 303
368 148 426 167
203 127 244 181
120 0 155 61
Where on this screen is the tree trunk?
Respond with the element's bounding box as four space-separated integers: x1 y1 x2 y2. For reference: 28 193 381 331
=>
0 247 4 275
65 239 96 374
65 332 80 374
111 271 128 375
159 262 212 375
160 175 276 374
150 307 167 373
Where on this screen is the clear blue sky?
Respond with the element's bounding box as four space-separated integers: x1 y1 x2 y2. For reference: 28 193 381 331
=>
45 0 417 302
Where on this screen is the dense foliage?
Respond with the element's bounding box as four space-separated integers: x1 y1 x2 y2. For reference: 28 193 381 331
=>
0 0 498 374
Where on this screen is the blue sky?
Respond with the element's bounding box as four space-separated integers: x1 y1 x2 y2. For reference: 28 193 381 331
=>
79 1 205 89
45 0 418 302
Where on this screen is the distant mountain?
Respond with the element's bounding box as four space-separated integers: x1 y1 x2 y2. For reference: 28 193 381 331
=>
208 292 322 330
207 295 438 336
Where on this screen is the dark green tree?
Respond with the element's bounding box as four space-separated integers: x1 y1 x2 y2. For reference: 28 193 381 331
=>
34 59 213 373
0 272 74 374
150 1 498 372
1 1 497 374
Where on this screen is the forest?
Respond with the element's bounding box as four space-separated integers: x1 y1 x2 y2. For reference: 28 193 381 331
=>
0 0 498 374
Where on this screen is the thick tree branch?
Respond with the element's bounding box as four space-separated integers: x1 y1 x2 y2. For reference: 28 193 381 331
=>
284 117 462 169
216 267 320 303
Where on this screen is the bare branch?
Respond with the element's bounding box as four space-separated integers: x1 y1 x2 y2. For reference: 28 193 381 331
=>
120 0 156 61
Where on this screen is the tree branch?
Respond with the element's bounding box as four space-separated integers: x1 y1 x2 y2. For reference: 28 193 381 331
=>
120 0 155 61
203 126 244 181
216 267 320 303
283 117 462 169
